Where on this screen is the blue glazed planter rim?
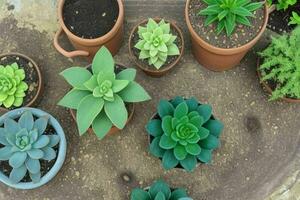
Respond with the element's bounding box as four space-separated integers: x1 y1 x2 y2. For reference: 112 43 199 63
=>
0 107 67 190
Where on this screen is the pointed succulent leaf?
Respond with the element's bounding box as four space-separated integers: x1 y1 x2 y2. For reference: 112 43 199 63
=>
197 104 212 123
42 147 56 161
9 151 27 168
174 102 189 119
112 80 129 93
60 67 92 90
204 119 224 137
18 111 34 131
92 47 114 74
154 192 166 200
159 134 177 149
29 172 41 183
4 118 20 135
197 148 213 163
0 128 9 145
199 134 220 150
9 164 27 183
149 180 171 199
185 144 201 156
116 68 136 81
58 89 90 109
146 119 163 137
48 135 60 147
118 81 151 102
0 146 13 160
170 96 185 107
162 149 179 170
131 188 151 200
104 94 127 129
150 137 165 158
186 97 199 112
170 189 188 200
180 154 197 172
198 127 210 139
158 100 174 118
32 135 50 149
33 116 49 136
174 145 187 161
25 158 41 174
162 116 173 135
27 149 44 159
92 111 113 139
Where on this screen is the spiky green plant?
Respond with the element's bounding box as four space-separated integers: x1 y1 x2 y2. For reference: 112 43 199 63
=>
267 0 297 10
135 18 180 69
198 0 264 36
0 63 28 108
146 96 223 172
289 12 300 25
58 46 151 139
0 111 60 183
131 179 192 200
258 26 300 101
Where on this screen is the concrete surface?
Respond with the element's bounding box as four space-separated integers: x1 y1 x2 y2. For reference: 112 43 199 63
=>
0 0 299 200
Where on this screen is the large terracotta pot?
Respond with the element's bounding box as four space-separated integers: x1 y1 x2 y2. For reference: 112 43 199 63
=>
185 0 269 71
54 0 124 61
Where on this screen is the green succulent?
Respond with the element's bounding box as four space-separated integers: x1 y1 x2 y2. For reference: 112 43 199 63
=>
289 12 300 25
131 179 192 200
267 0 297 10
0 111 60 183
146 96 223 172
0 63 28 108
58 46 151 139
198 0 264 36
258 26 300 100
135 18 180 69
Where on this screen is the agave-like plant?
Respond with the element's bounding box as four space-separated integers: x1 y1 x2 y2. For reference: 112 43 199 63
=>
131 179 192 200
58 46 151 139
198 0 264 36
146 96 223 172
0 111 60 183
0 63 28 108
135 18 180 69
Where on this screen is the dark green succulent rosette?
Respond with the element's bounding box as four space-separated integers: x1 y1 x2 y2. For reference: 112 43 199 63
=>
146 96 224 172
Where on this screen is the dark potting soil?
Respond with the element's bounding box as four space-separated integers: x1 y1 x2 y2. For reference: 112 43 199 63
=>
0 122 59 183
63 0 119 39
0 55 40 110
267 2 300 34
130 21 183 71
188 0 266 48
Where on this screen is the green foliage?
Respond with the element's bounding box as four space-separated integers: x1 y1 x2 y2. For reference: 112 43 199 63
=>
258 26 300 100
130 179 192 200
0 63 28 108
146 96 224 172
198 0 264 36
135 18 180 69
289 12 300 25
58 46 151 139
267 0 297 10
0 111 60 183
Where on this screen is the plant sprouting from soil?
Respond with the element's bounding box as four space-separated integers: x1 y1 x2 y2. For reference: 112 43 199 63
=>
0 63 28 108
146 96 223 172
135 18 180 69
58 47 151 139
0 111 60 183
259 26 300 100
198 0 264 36
289 11 300 25
267 0 297 10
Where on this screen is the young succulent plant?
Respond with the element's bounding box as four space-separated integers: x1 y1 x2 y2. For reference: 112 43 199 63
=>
289 11 300 25
0 111 60 183
135 18 180 69
258 26 300 100
198 0 264 36
131 179 192 200
267 0 297 10
146 96 223 172
0 63 28 108
58 46 151 139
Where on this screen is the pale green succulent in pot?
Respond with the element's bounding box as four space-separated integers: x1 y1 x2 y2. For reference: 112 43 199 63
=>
0 63 28 108
58 46 151 139
135 18 180 69
0 111 60 184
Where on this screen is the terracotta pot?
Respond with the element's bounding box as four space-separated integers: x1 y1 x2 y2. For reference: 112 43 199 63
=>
257 58 300 103
54 0 124 61
185 1 270 71
128 18 185 77
0 53 43 113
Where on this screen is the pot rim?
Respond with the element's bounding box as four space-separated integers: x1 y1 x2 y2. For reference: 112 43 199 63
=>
58 0 124 46
257 57 300 103
0 52 43 113
185 0 269 55
128 17 185 76
0 107 67 190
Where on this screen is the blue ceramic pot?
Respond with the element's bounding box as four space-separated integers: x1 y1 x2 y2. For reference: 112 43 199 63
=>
0 108 67 189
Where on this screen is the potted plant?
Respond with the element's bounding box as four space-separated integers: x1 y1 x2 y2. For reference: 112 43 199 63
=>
267 0 300 34
146 96 223 172
54 0 124 60
58 46 151 139
257 26 300 103
0 108 67 189
130 179 192 200
185 0 269 71
129 18 184 77
0 53 43 112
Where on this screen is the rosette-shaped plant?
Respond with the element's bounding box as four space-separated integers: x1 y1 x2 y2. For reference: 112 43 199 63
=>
146 97 223 172
0 111 60 183
131 179 192 200
135 18 180 69
0 63 28 108
58 46 151 139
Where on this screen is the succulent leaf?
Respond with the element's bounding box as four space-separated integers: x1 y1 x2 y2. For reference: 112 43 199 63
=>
146 119 163 137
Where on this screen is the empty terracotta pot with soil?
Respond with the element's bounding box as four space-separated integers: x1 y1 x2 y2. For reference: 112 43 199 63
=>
185 0 269 71
54 0 124 60
0 53 43 113
129 18 185 77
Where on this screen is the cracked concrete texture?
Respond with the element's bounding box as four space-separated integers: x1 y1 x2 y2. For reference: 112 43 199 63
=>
0 0 300 200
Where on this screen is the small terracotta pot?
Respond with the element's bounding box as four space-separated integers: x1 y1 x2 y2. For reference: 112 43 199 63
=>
0 53 43 113
128 18 185 77
257 58 300 103
185 1 269 71
54 0 124 61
